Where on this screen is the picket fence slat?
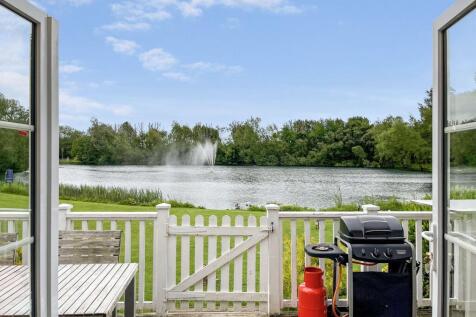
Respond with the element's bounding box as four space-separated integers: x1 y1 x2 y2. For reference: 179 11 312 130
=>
246 216 257 310
318 220 325 270
220 215 231 311
167 215 177 311
304 220 311 267
208 215 218 310
233 215 243 311
259 216 268 313
7 221 14 234
290 220 297 307
180 215 191 310
415 219 423 306
194 215 204 311
125 221 131 263
138 220 146 309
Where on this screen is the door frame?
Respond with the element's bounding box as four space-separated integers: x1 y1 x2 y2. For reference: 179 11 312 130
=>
432 1 476 316
0 1 59 316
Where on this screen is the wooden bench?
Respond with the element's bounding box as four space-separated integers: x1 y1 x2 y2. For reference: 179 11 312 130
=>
58 231 121 264
0 233 18 265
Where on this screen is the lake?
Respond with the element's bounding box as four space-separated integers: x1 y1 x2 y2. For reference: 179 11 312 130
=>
59 165 432 210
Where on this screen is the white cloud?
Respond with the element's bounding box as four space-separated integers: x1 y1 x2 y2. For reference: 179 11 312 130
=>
139 48 177 71
46 0 94 6
60 90 104 113
111 2 172 22
105 36 140 55
60 63 83 74
162 72 191 82
60 90 134 117
0 71 30 107
101 22 151 31
109 0 300 25
183 62 243 74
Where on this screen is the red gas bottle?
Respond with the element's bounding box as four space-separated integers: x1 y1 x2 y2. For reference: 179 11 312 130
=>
298 267 327 317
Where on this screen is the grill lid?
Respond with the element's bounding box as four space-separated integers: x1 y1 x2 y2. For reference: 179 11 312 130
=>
339 215 405 244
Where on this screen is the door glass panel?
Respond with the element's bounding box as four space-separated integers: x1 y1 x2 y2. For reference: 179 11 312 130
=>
0 5 33 125
445 7 476 316
446 9 476 127
0 5 33 317
0 127 30 210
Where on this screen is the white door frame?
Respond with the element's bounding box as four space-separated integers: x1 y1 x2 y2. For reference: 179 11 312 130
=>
432 1 476 316
0 1 59 316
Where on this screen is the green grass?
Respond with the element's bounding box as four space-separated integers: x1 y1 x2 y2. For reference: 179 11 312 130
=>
0 182 201 208
0 192 433 304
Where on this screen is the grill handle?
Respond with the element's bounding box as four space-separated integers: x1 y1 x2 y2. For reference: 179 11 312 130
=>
364 228 392 236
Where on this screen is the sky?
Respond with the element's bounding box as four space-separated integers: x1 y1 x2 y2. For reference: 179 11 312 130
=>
1 0 455 131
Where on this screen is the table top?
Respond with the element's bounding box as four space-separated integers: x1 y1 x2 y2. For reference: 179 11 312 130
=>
0 263 138 317
412 199 476 213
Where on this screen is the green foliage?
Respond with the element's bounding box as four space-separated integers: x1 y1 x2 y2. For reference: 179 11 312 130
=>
0 94 30 175
0 182 199 208
0 182 29 196
246 204 314 211
57 91 435 171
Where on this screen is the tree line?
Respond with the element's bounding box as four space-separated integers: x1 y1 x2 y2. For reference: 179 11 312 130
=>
57 90 434 170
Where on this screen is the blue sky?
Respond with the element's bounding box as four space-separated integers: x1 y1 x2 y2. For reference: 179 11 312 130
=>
4 0 455 130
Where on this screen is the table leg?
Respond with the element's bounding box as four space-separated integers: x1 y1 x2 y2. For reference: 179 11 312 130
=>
125 277 136 317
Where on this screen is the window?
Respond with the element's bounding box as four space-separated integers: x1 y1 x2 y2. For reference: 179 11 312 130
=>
444 7 476 316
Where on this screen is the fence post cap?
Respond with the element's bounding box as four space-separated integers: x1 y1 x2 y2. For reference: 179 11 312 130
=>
362 204 380 213
58 203 73 211
265 204 280 211
156 203 171 210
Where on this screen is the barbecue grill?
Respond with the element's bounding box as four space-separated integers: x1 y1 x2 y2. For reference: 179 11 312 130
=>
305 215 417 317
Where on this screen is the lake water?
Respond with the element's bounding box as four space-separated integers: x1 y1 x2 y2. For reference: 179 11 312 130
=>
59 165 432 210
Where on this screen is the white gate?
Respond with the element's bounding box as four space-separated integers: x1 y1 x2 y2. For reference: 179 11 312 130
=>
156 205 280 316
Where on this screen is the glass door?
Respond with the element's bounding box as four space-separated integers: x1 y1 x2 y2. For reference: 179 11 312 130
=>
434 1 476 317
0 4 36 316
442 5 476 317
0 1 58 316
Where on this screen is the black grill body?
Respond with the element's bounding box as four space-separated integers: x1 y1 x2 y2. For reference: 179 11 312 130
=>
305 215 417 317
340 215 405 244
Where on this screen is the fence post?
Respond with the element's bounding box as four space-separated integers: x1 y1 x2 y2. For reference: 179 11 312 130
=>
58 204 73 231
155 203 170 316
266 204 281 316
362 204 380 215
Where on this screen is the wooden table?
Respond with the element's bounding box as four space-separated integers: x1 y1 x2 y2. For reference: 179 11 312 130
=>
0 263 138 317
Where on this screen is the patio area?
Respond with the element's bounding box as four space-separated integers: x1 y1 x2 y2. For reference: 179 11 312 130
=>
0 203 435 316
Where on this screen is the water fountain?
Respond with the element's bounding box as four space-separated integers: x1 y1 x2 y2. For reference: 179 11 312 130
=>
189 140 217 166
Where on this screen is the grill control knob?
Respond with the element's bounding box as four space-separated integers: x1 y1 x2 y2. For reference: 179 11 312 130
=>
384 248 393 258
371 248 380 258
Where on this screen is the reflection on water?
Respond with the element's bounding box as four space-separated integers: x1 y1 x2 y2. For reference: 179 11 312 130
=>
60 165 432 209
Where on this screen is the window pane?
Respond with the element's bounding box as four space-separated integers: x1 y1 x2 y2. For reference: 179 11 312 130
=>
446 9 476 127
446 123 476 315
0 127 30 210
0 5 33 125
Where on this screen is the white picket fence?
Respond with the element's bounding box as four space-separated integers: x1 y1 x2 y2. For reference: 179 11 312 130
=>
0 203 433 315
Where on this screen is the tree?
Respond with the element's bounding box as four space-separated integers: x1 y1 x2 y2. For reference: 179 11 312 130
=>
59 126 83 160
373 117 426 169
0 94 29 174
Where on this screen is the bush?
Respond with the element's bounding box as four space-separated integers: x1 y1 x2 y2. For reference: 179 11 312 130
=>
0 182 201 208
